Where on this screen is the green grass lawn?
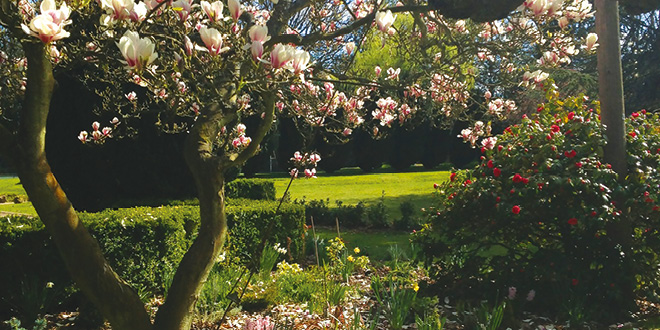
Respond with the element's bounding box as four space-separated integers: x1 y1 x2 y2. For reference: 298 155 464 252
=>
268 166 449 220
0 176 37 215
0 166 450 220
0 176 27 196
0 202 37 216
313 227 413 262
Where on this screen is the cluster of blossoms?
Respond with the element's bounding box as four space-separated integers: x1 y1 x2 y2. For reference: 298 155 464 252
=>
458 121 492 148
231 123 251 149
289 151 321 179
78 118 120 144
272 243 287 255
243 315 273 330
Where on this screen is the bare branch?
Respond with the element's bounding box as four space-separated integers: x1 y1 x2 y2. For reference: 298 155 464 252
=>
267 5 430 46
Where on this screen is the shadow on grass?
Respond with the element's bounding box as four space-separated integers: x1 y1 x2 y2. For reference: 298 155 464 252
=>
254 164 452 179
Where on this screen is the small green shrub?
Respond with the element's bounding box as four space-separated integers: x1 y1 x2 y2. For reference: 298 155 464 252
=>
224 199 306 264
225 178 276 200
367 192 390 228
395 201 417 230
296 199 368 229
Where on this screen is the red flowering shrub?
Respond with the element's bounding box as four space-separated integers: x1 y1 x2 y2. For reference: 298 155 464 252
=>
415 85 660 322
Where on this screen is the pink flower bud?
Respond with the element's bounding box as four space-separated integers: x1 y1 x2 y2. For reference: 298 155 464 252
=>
92 121 100 131
78 131 88 143
345 42 355 55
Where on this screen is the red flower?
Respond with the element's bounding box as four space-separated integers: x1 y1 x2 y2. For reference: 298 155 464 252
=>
575 162 583 168
433 183 439 189
567 218 578 225
450 172 457 181
537 106 544 112
493 168 501 177
512 205 521 214
631 112 639 118
487 160 494 168
496 196 501 202
628 131 637 138
498 145 504 152
564 150 577 158
551 125 560 133
567 112 575 120
591 211 597 217
572 278 579 286
513 174 528 184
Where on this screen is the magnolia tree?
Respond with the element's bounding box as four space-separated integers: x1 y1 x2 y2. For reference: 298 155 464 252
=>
0 0 612 329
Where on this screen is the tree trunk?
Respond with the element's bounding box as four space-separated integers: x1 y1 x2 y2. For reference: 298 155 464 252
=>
153 105 231 330
596 0 627 176
153 92 276 330
15 42 152 330
595 0 635 315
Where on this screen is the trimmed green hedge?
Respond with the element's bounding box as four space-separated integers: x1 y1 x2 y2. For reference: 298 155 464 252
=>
0 200 305 318
225 179 276 200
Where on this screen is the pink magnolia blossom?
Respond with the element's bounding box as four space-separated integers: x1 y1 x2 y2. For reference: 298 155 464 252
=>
304 168 317 178
228 0 241 21
584 32 598 51
375 10 395 33
172 0 193 21
481 137 498 150
251 41 264 61
199 26 230 56
99 0 134 23
248 25 270 43
78 131 88 143
269 43 293 69
117 30 158 71
288 49 310 74
129 2 147 22
200 0 224 22
22 0 72 43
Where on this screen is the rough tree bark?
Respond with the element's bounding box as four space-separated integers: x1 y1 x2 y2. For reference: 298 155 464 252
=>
596 0 628 176
153 92 276 330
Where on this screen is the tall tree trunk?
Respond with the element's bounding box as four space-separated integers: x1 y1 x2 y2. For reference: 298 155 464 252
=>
153 105 231 330
153 92 276 330
596 0 627 175
595 0 635 315
15 42 152 330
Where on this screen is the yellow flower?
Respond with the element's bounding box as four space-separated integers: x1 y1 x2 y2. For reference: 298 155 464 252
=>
413 283 419 292
354 247 360 254
347 255 355 262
